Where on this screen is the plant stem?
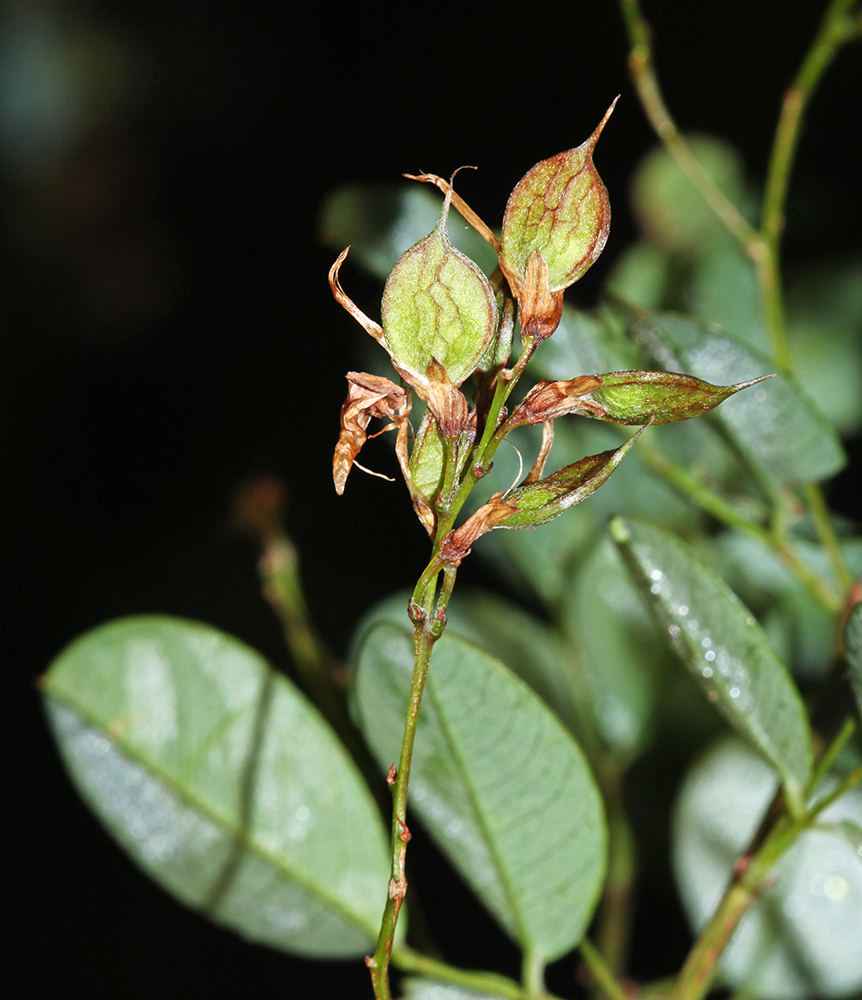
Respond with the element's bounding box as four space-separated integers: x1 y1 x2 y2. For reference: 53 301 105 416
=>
618 0 757 248
637 435 842 614
808 716 858 794
668 814 799 1000
578 937 632 1000
522 950 546 997
757 0 860 370
593 773 637 983
802 482 854 593
809 764 862 815
368 595 439 1000
620 0 858 596
391 946 564 999
670 756 862 1000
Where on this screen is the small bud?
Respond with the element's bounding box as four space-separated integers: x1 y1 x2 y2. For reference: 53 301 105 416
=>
381 179 498 388
495 425 645 529
578 370 773 425
499 99 616 336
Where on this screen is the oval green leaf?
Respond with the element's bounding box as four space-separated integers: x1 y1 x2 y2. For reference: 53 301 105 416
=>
42 616 389 958
610 518 812 806
561 534 668 758
354 622 606 962
627 309 845 484
674 737 862 999
352 588 590 745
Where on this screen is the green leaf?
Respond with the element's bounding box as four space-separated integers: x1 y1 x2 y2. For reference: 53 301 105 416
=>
674 737 862 1000
786 261 862 435
561 534 668 758
844 602 862 714
605 241 673 310
627 309 846 484
710 532 862 681
350 588 586 741
42 616 389 959
354 623 606 962
610 518 812 805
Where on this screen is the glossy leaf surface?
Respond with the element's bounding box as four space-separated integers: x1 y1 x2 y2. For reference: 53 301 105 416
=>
611 518 812 805
561 534 668 757
42 616 388 958
628 310 845 484
674 738 862 999
354 623 606 961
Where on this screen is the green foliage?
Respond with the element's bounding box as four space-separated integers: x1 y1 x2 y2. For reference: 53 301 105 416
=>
41 4 862 999
43 617 389 958
354 622 606 962
610 517 813 806
673 738 862 999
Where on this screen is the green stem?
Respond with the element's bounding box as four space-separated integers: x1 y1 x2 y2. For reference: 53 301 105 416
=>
522 950 546 997
668 814 799 1000
368 582 440 1000
637 436 842 614
758 0 860 369
258 537 343 705
621 0 857 594
761 0 860 250
391 946 564 999
578 937 631 1000
618 0 758 248
808 717 858 794
802 482 854 594
809 764 862 816
670 756 862 1000
593 772 637 983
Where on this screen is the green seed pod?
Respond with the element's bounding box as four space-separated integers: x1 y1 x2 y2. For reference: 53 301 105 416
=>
584 370 772 425
501 100 616 294
497 425 644 528
381 182 498 387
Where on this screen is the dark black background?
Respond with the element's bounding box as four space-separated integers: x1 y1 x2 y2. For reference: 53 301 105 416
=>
6 2 861 997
